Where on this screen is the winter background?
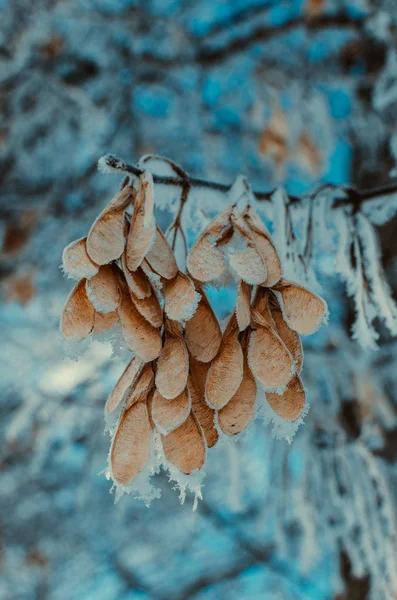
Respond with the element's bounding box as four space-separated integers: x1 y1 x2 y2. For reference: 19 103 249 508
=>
1 1 397 599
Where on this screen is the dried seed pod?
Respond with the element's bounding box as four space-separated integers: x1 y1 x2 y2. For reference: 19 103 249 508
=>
161 413 206 474
244 206 282 287
187 206 233 282
110 401 151 485
118 291 162 361
266 375 306 421
86 186 132 265
218 359 256 436
273 280 328 335
254 287 274 326
235 281 252 332
205 317 244 409
155 325 189 399
248 309 294 390
62 237 99 280
229 209 267 285
121 253 152 299
60 279 95 340
188 366 218 448
130 288 163 328
152 388 191 434
146 226 178 280
269 294 303 373
163 272 201 322
92 310 118 336
105 357 143 414
126 174 156 271
184 293 222 362
125 362 154 410
86 265 120 313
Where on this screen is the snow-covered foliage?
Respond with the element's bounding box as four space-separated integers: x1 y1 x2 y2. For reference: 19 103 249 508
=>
1 1 397 599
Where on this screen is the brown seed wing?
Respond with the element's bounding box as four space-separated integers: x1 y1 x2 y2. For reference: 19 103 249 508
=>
124 363 154 410
188 369 218 448
229 244 267 285
125 208 156 272
60 279 95 340
218 361 256 436
92 310 119 336
236 281 251 331
273 281 327 335
152 388 191 434
118 292 162 361
266 375 306 421
105 357 143 413
205 329 244 409
86 265 120 313
121 253 152 299
184 295 222 362
163 272 200 322
110 401 151 485
87 208 126 266
270 301 303 373
62 237 99 280
245 207 282 287
187 236 226 282
130 289 163 328
248 325 294 389
161 413 206 474
155 334 189 399
146 226 178 279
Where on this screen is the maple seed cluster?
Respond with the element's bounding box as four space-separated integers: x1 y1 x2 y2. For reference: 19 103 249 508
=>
60 170 327 489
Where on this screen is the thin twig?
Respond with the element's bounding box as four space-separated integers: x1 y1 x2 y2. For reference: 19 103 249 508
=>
102 154 397 211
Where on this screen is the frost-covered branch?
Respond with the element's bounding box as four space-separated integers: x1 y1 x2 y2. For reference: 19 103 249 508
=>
100 153 397 216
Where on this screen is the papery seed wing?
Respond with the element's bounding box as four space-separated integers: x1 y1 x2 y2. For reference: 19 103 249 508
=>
86 265 120 313
105 357 143 414
228 245 267 285
125 176 156 271
236 281 251 331
121 253 152 299
186 206 233 282
245 206 282 287
273 280 328 335
269 295 303 373
188 367 218 448
146 226 178 280
248 320 294 390
163 272 201 322
229 209 267 284
161 413 206 474
130 288 163 328
124 362 154 410
118 291 162 361
218 360 256 436
86 187 132 265
253 287 274 326
155 333 189 399
62 237 99 280
92 310 118 336
110 401 151 485
205 324 244 409
187 236 226 282
60 279 95 340
141 170 155 229
152 388 191 435
184 294 222 362
266 375 306 421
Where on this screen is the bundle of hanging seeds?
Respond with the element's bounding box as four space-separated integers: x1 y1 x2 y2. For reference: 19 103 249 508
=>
60 162 328 502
